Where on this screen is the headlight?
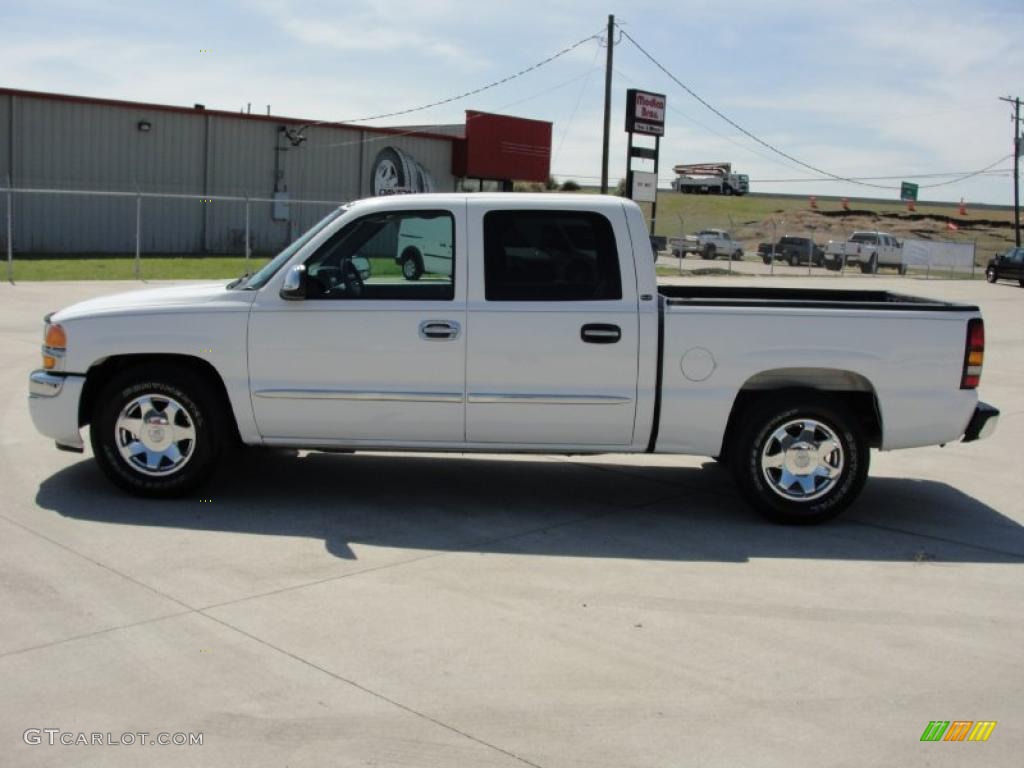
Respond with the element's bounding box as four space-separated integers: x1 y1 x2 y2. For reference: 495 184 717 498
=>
42 323 66 371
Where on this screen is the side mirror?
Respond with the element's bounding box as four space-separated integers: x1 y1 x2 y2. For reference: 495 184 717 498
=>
280 264 308 300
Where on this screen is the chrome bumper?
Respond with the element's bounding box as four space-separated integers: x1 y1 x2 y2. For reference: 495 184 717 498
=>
28 370 86 452
29 370 66 397
962 402 999 443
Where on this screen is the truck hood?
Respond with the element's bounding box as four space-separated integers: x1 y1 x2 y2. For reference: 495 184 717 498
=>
51 281 255 322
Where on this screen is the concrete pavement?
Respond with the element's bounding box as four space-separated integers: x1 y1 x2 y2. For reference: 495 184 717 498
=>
1 276 1022 767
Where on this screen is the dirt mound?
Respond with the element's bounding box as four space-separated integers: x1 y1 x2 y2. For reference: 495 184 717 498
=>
731 208 1015 254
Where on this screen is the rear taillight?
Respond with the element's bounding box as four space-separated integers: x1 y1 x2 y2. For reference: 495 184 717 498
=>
961 318 984 389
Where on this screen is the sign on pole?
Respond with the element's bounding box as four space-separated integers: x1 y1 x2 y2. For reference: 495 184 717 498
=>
625 89 666 137
900 181 919 202
631 171 658 203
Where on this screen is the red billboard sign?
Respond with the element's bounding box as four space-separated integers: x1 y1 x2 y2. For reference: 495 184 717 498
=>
452 111 552 182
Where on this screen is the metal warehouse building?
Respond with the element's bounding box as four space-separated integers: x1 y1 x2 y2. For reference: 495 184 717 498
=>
0 88 552 255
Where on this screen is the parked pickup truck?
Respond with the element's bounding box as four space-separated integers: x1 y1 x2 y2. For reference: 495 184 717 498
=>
669 229 744 260
28 194 999 524
825 231 904 274
759 236 825 267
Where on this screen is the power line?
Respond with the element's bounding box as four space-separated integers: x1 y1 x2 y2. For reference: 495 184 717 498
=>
553 166 1013 184
917 155 1013 188
305 66 603 152
302 31 602 131
619 29 898 190
613 66 812 176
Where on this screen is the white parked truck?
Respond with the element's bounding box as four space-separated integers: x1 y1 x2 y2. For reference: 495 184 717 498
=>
825 231 905 274
671 163 749 196
28 194 998 524
669 229 744 260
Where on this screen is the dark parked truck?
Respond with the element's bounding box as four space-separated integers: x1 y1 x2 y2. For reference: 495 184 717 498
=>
985 246 1024 286
759 236 825 267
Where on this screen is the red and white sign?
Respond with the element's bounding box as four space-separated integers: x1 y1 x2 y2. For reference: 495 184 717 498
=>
625 89 666 137
634 92 665 123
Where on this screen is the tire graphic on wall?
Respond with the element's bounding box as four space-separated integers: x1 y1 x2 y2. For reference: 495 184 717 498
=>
371 147 437 196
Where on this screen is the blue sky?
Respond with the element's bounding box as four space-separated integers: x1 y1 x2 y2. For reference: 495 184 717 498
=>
2 0 1022 203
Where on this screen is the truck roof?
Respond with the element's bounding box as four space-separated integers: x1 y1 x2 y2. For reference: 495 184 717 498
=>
347 193 636 214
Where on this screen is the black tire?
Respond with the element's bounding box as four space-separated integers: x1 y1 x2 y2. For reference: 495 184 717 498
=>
788 253 799 267
985 268 996 283
90 365 224 497
730 393 870 524
702 244 716 260
400 247 424 280
865 254 878 274
762 256 772 265
1019 279 1024 288
733 250 743 261
898 264 908 276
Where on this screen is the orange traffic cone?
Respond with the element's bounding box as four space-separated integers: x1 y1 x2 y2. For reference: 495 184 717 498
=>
959 197 967 216
841 197 850 211
809 195 817 210
907 199 916 212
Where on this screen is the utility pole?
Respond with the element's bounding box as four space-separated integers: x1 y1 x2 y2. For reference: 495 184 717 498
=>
600 14 614 194
999 95 1022 246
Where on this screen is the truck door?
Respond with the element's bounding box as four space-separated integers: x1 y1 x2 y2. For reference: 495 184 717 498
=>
247 205 467 443
464 203 640 447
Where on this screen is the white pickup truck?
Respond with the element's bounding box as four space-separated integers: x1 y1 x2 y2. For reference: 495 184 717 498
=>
669 229 744 261
825 231 905 274
28 194 999 524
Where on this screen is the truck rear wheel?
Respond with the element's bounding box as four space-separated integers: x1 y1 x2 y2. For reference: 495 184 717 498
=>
702 244 716 260
730 394 869 524
90 365 223 497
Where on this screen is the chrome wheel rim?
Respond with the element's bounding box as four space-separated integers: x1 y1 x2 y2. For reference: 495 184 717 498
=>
760 418 844 502
403 258 417 278
115 394 197 476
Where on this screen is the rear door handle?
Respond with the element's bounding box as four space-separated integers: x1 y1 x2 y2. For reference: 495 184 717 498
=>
581 323 621 344
419 319 461 341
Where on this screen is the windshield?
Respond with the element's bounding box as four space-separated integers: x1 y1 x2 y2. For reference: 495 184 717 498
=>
239 206 349 290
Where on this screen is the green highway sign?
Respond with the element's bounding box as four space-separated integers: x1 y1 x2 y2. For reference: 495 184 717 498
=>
900 181 919 202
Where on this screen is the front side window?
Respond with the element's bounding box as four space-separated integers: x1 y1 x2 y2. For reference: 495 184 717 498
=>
483 210 622 301
303 210 455 300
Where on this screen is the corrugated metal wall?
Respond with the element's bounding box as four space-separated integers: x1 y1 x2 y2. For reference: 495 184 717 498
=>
0 92 457 254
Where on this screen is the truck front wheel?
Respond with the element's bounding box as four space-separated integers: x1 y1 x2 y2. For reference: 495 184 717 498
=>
90 366 223 497
730 394 869 524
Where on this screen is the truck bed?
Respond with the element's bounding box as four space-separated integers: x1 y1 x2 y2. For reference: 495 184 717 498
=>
658 286 977 312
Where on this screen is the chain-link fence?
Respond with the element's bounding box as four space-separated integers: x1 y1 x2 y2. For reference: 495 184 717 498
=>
2 180 346 282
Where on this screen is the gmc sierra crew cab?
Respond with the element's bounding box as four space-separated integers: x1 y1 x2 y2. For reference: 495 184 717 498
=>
28 194 999 524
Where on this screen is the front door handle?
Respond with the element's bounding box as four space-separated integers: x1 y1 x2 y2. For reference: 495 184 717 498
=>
581 323 621 344
419 319 461 341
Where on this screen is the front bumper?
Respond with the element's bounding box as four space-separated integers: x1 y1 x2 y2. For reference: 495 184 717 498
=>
962 402 1000 443
28 370 86 452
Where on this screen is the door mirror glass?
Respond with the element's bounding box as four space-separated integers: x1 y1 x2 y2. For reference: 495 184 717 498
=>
280 264 308 300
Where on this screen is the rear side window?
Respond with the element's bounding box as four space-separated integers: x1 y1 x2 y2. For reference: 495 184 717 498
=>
483 210 622 301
